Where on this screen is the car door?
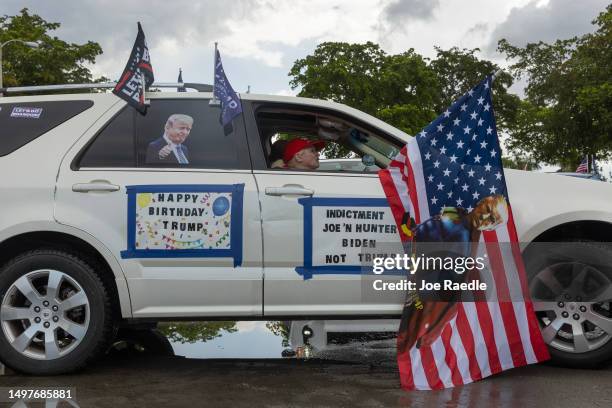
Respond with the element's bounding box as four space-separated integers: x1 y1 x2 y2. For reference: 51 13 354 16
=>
243 101 404 317
55 97 263 318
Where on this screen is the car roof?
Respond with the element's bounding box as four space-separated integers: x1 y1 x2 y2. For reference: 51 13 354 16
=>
0 91 412 144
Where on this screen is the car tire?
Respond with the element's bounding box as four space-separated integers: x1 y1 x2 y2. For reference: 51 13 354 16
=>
524 241 612 368
0 249 115 375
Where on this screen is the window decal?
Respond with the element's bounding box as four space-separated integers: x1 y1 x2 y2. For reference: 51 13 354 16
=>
10 107 43 119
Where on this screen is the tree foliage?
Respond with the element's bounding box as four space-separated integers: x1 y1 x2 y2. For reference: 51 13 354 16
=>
0 8 105 88
289 42 440 136
288 42 518 158
498 5 611 169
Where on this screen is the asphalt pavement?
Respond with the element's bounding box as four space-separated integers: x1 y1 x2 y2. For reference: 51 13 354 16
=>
1 346 612 408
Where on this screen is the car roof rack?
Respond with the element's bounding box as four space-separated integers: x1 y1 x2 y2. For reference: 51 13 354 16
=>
0 82 213 96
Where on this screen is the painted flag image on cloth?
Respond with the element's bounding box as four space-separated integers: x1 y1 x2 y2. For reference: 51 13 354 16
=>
113 22 154 115
378 75 550 390
575 156 588 173
214 47 243 130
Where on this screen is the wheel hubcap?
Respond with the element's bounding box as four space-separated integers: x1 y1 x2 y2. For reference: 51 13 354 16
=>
1 269 90 360
530 262 612 354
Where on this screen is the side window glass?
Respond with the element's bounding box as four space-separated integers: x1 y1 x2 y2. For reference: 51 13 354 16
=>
79 107 135 167
0 100 93 157
255 107 391 173
136 99 249 169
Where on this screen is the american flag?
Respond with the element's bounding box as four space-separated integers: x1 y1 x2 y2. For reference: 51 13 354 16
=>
379 75 549 390
575 156 588 173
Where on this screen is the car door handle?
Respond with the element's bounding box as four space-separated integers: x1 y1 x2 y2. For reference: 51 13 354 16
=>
72 182 121 193
265 186 314 196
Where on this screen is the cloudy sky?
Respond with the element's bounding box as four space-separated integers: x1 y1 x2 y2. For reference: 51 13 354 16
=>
1 0 607 96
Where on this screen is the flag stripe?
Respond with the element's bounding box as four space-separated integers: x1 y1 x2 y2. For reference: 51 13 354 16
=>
456 304 483 381
473 301 502 374
441 323 464 386
397 334 416 390
410 343 430 390
406 139 430 222
430 336 455 388
419 346 443 389
448 315 474 384
483 231 528 368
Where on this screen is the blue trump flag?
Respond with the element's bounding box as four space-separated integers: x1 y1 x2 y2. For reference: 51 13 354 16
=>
214 47 243 133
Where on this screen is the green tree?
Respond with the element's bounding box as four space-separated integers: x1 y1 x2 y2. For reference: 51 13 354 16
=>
0 8 105 88
289 42 440 142
498 5 611 168
288 42 520 158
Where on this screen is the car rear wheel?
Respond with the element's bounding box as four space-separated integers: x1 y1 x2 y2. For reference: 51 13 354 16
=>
525 241 612 367
0 250 115 374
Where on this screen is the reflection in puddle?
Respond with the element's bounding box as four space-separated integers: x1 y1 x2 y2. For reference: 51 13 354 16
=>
158 322 288 359
156 321 396 364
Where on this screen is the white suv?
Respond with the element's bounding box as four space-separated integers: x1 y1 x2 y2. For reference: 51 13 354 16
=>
1 85 612 374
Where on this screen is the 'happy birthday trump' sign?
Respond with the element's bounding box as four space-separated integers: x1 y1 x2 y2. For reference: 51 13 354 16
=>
121 184 244 266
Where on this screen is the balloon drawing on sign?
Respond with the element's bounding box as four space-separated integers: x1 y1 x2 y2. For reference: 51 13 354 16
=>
137 193 152 209
212 196 230 216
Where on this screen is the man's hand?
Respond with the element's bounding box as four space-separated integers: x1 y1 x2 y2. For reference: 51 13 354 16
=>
158 144 173 159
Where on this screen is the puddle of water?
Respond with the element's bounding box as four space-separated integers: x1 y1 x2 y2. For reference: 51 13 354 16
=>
160 321 288 359
157 321 396 364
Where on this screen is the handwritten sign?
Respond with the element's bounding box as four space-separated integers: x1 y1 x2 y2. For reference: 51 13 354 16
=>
121 184 244 266
297 197 401 279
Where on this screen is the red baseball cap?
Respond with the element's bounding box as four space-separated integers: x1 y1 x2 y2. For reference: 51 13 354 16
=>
283 138 326 163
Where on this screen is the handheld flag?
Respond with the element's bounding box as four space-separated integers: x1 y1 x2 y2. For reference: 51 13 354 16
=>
213 46 243 133
177 68 186 92
575 156 588 173
113 22 154 114
378 75 549 390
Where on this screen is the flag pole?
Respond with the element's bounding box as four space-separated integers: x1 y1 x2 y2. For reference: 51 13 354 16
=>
210 42 220 105
491 69 503 82
142 68 150 106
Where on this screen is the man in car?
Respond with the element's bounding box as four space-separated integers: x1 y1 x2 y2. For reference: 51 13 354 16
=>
146 114 194 164
283 138 325 170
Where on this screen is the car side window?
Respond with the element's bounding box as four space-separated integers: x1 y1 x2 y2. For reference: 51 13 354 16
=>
78 106 135 168
0 100 93 157
252 105 398 173
78 99 251 170
136 99 250 170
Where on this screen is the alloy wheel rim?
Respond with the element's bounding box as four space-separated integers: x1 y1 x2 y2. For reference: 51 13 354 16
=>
1 269 90 360
530 261 612 354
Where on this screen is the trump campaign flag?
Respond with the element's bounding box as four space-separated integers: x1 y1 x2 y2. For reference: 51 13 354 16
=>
213 45 243 133
113 22 154 114
378 75 549 390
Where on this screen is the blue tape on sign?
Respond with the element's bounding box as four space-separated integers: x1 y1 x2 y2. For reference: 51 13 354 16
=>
121 184 244 267
297 197 391 280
